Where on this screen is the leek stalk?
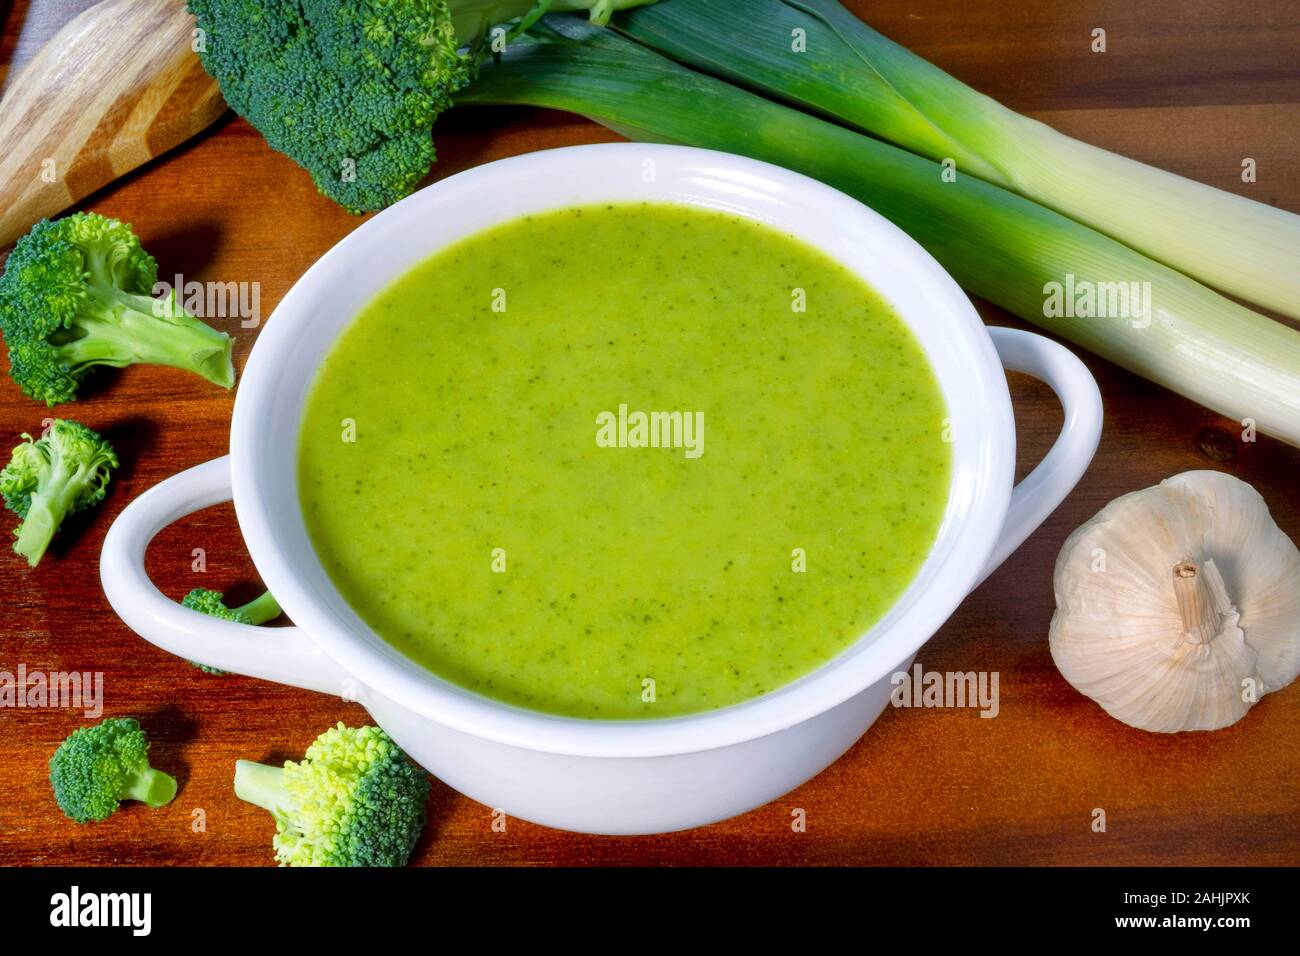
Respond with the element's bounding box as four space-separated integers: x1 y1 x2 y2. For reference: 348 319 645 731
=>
614 0 1300 320
457 20 1300 445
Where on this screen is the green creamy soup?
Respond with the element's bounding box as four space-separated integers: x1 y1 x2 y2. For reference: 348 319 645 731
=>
299 203 950 719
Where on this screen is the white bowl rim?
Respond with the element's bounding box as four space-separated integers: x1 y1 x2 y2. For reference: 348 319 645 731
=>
231 143 1014 758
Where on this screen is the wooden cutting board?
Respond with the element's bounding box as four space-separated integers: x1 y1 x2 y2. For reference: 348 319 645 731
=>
0 0 223 246
0 0 1297 866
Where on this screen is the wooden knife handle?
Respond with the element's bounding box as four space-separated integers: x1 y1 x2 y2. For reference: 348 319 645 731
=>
0 0 225 247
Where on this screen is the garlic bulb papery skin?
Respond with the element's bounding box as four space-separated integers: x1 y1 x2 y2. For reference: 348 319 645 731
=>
1049 470 1300 732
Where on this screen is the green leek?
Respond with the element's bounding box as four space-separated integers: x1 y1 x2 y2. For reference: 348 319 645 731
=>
458 19 1300 445
613 0 1300 320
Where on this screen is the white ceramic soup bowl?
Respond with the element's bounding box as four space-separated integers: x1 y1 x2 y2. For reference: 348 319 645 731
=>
101 144 1101 835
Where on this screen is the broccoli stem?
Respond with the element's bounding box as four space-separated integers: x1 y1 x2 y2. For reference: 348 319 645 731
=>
123 766 178 808
56 289 235 389
451 0 657 42
13 497 59 566
234 760 292 816
236 591 283 625
12 461 95 566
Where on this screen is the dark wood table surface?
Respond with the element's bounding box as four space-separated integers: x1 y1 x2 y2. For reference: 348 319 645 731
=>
1 0 1297 866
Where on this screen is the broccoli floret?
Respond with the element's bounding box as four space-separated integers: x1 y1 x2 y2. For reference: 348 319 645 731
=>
0 212 235 406
235 723 430 866
187 0 656 213
182 588 282 674
0 419 117 566
49 717 178 824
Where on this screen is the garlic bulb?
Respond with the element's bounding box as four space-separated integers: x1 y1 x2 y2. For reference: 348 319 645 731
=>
1049 470 1300 732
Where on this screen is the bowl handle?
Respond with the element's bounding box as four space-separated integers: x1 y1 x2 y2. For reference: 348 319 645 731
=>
978 327 1103 584
100 455 355 696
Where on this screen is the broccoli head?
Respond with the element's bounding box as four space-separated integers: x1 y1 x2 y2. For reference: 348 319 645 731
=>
0 212 235 406
0 419 117 566
182 588 282 673
234 723 430 866
49 717 178 824
187 0 658 213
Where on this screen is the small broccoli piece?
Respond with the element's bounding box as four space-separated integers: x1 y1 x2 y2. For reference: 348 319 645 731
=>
187 0 657 213
235 723 430 866
182 588 282 674
49 717 178 824
0 212 235 406
0 419 117 566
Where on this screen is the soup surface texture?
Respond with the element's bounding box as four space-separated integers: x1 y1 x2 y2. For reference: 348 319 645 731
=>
299 203 950 718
